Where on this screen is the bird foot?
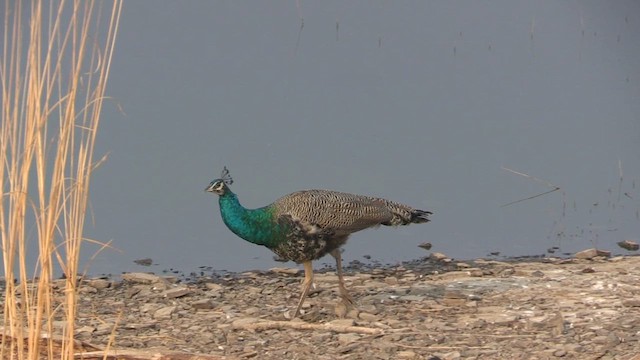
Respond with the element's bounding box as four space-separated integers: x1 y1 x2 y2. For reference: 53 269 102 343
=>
340 292 355 306
335 297 359 318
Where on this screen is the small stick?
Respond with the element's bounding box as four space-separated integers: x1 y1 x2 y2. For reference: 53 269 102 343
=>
617 159 623 202
231 320 383 335
395 342 492 350
74 349 224 360
501 166 560 207
501 166 557 188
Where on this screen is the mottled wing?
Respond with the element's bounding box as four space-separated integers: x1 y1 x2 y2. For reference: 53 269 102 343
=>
272 189 412 236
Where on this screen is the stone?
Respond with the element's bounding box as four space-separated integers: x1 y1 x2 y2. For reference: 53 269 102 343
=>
526 313 564 335
553 349 567 357
74 325 95 335
204 282 224 291
399 295 424 302
153 306 176 320
397 350 417 358
79 286 97 294
140 303 159 313
384 276 399 285
133 258 153 266
86 278 111 290
358 312 379 322
121 272 163 284
617 240 639 251
574 248 611 259
232 317 260 327
163 286 191 298
430 252 449 261
268 267 301 275
622 298 640 307
337 333 360 346
192 299 216 310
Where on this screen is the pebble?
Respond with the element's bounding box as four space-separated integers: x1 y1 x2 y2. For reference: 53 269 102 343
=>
163 286 191 298
191 299 216 310
622 298 640 307
133 258 153 266
397 350 417 358
86 278 111 289
121 272 163 284
153 306 176 320
337 333 360 345
574 248 611 259
384 276 399 286
430 252 450 261
268 267 301 275
617 240 639 251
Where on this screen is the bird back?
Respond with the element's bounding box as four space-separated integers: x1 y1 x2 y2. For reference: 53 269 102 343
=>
271 189 428 236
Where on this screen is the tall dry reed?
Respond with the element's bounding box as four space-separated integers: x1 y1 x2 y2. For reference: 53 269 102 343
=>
1 1 122 359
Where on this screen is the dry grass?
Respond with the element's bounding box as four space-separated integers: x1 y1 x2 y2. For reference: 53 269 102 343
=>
1 1 122 359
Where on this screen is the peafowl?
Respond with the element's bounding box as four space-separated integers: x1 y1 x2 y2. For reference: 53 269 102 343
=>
205 167 432 318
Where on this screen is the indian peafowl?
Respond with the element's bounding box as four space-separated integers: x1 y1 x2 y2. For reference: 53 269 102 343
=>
205 167 432 318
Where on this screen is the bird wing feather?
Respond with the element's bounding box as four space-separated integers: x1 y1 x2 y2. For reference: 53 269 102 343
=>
272 190 399 235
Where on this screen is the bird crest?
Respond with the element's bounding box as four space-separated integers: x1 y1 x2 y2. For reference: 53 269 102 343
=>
220 166 234 186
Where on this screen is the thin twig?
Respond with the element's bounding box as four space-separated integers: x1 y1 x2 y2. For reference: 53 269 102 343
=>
501 188 560 207
74 349 224 360
394 342 492 350
501 166 561 207
231 320 383 335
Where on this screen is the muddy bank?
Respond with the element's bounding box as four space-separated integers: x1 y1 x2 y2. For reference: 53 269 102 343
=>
5 254 640 359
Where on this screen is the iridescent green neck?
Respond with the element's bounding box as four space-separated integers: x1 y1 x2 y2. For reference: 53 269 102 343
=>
218 191 285 247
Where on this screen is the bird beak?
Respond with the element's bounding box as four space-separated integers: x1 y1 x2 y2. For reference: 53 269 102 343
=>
204 183 215 192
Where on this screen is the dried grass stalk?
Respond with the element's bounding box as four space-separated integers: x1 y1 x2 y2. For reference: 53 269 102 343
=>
1 1 122 359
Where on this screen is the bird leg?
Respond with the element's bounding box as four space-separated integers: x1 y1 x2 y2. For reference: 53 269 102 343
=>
292 261 314 318
330 249 355 307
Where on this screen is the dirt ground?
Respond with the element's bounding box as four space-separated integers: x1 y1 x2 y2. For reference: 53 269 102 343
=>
3 254 640 359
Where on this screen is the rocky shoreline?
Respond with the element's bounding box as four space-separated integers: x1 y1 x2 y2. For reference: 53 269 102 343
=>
4 253 640 359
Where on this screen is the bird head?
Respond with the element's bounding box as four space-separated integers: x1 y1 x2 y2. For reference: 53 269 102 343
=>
205 166 234 196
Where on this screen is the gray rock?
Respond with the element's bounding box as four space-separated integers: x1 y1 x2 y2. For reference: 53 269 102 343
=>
140 303 160 313
86 278 111 289
622 298 640 307
121 272 163 284
337 333 360 345
553 349 567 357
617 240 639 251
192 299 216 310
74 325 95 335
397 350 417 358
431 252 450 261
384 276 399 285
575 248 611 259
133 258 153 266
268 267 301 275
153 306 176 320
358 312 379 322
232 317 260 327
163 286 191 298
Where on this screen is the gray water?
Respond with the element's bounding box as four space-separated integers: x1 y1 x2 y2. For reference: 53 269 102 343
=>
68 1 639 275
